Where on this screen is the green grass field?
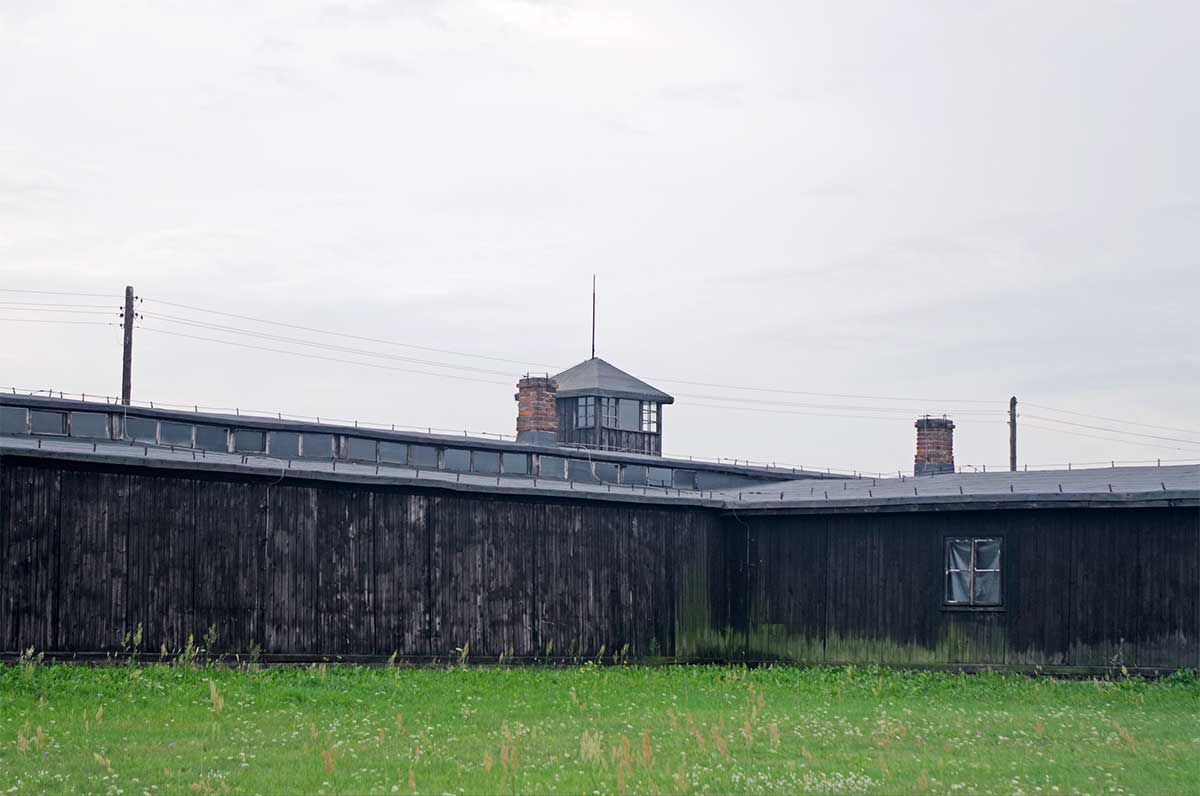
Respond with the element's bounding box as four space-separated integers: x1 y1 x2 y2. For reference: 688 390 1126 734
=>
1 659 1197 795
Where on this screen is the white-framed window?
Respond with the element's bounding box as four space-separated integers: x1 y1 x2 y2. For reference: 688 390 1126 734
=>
641 402 659 433
945 537 1002 606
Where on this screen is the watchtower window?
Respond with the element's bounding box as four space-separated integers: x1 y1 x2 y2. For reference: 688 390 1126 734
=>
576 397 595 428
945 537 1002 606
641 402 659 433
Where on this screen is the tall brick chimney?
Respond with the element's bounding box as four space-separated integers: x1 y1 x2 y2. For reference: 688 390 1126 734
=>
515 375 559 445
914 416 955 476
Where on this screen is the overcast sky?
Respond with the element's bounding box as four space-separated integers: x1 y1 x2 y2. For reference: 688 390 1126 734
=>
2 0 1197 474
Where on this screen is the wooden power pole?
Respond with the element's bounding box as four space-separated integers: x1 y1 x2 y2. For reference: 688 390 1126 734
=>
121 285 135 405
1009 395 1018 471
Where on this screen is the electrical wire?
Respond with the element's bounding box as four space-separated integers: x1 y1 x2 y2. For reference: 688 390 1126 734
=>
140 296 558 370
0 318 117 326
137 326 514 387
1022 415 1200 446
1021 421 1196 452
680 399 1008 424
0 288 120 298
139 312 519 377
0 307 117 316
1022 401 1200 436
140 295 1012 406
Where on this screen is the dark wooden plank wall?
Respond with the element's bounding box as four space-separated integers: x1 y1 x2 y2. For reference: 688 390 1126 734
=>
0 460 720 659
727 507 1199 669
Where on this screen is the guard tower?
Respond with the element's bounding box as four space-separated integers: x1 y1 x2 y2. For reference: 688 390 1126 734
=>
551 357 674 456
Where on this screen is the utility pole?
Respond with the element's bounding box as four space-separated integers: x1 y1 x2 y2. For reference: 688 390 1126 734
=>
121 285 135 405
1009 395 1018 472
591 274 596 359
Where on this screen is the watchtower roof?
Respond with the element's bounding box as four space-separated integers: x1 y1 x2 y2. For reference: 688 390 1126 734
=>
551 357 675 404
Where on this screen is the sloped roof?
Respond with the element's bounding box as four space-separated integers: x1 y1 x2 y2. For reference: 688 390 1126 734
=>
715 464 1200 511
551 357 674 404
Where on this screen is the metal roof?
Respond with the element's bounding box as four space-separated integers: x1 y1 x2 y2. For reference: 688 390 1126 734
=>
1 436 1194 514
717 465 1200 513
551 358 675 404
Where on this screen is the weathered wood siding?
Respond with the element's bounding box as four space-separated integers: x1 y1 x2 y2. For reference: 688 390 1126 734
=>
2 455 1195 670
0 459 718 659
721 507 1199 670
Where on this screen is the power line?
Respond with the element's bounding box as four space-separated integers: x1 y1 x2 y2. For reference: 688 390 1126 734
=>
139 312 519 377
138 327 515 387
141 295 1011 406
1021 421 1197 453
1023 401 1200 436
141 296 558 370
0 318 118 326
1022 414 1200 446
0 301 119 309
674 392 1002 416
0 288 121 298
646 376 1007 405
681 399 1008 424
0 307 117 316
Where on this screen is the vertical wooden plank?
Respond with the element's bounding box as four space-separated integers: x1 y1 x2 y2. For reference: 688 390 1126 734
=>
1006 509 1071 666
374 492 430 657
192 479 265 654
824 515 880 664
56 470 128 651
1136 507 1199 668
127 474 195 652
1069 509 1140 667
314 487 374 655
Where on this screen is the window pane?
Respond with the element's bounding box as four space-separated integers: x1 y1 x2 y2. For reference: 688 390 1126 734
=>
576 397 594 429
410 445 438 468
443 448 470 471
159 421 192 446
567 459 599 483
501 452 528 475
975 539 1000 571
600 398 618 428
268 431 300 458
622 465 647 486
379 441 407 464
124 416 156 442
234 430 266 453
673 469 697 490
30 409 68 435
472 450 501 474
195 426 227 452
0 406 26 434
646 467 672 487
70 411 110 439
539 455 565 479
946 571 971 603
618 399 640 430
594 462 619 483
947 539 972 571
300 433 334 459
973 571 1001 604
345 437 377 462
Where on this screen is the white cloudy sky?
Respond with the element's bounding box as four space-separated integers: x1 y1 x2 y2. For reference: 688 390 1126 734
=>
1 0 1197 474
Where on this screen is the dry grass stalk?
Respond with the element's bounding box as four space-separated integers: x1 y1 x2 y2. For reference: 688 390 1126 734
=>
741 719 753 748
801 744 813 762
321 747 334 773
917 769 929 788
580 729 605 765
711 725 730 760
768 722 780 750
208 680 224 713
483 750 494 772
673 752 689 793
641 731 652 766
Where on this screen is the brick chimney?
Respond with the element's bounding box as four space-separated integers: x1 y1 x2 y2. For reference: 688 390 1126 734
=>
914 416 955 476
515 375 559 445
